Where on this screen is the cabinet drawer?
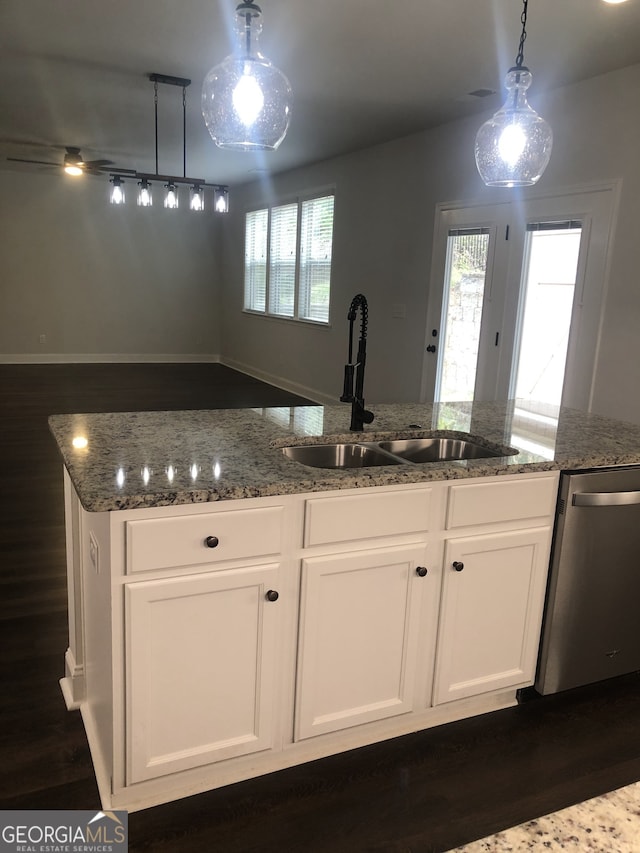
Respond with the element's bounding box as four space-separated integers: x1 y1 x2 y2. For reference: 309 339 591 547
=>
304 488 431 547
446 476 557 529
126 506 284 573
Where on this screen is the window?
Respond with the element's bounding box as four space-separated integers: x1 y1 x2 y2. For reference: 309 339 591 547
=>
244 193 335 324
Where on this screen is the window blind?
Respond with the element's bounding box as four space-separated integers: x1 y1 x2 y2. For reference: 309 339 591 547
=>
299 195 334 323
244 209 268 311
268 203 298 317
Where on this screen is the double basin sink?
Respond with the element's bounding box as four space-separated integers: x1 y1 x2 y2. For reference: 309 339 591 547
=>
282 436 518 469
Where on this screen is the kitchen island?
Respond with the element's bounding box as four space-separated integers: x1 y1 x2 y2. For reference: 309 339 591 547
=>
49 400 640 811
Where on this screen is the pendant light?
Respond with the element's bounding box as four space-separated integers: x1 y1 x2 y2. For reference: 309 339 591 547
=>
164 182 179 209
190 184 204 211
475 0 552 187
108 73 230 213
137 178 153 207
109 175 125 205
201 0 292 151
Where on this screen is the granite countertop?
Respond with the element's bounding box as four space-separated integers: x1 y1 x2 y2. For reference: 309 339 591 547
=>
448 780 640 851
48 400 640 512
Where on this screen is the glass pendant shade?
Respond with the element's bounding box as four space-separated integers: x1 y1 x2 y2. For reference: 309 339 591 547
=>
190 185 204 211
214 186 230 213
164 183 179 209
137 179 153 207
475 67 553 187
201 2 292 151
109 176 125 205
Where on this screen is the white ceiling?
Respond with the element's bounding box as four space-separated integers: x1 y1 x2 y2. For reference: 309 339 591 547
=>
1 0 640 187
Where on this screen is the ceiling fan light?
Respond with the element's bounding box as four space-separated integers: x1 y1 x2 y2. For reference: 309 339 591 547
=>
64 149 84 176
109 175 125 205
202 1 292 151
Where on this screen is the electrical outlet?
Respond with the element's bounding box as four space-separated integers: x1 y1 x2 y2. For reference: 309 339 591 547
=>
89 532 100 574
39 334 47 345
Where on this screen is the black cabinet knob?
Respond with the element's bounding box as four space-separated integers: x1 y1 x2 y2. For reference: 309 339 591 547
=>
416 566 428 577
452 561 464 572
205 536 219 548
265 589 279 602
426 344 437 353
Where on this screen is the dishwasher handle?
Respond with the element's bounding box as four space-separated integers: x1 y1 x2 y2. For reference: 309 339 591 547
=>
572 490 640 507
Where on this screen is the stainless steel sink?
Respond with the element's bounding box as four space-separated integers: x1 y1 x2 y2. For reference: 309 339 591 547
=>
282 443 403 468
377 437 512 463
281 436 517 469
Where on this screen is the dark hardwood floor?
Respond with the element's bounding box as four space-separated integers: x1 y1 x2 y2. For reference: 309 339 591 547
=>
1 363 639 852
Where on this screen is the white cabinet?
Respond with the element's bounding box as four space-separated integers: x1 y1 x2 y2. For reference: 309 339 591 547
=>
433 528 552 704
433 474 557 705
66 471 558 811
294 544 434 740
125 562 282 782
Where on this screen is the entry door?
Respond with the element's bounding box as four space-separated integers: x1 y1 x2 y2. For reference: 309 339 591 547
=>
421 186 617 411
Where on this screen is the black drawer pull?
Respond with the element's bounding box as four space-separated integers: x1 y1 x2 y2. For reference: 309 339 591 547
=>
416 566 428 577
452 561 464 572
205 536 219 549
265 590 279 602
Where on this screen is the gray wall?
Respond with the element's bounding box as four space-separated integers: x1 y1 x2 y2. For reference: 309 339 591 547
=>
2 63 640 425
0 170 223 359
221 63 640 423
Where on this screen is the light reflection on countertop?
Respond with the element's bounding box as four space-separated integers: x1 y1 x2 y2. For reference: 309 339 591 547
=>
47 400 640 512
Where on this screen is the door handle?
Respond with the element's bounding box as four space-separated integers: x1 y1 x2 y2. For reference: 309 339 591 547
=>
572 490 640 507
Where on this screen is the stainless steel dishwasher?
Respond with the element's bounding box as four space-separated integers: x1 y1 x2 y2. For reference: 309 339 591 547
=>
536 466 640 695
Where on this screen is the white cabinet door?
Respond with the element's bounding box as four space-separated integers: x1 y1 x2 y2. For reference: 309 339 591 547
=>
126 563 281 783
295 544 433 740
434 527 551 704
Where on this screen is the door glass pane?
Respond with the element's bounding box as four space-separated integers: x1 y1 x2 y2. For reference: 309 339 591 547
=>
437 230 490 402
512 225 582 411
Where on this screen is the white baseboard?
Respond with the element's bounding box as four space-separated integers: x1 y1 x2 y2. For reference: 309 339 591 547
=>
220 356 334 406
0 353 221 364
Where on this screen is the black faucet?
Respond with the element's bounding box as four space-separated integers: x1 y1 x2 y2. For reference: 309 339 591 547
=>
340 293 375 431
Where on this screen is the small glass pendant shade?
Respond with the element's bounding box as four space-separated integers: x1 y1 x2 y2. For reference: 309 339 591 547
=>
164 183 179 209
190 184 204 211
137 179 153 207
109 176 125 205
214 186 230 213
475 68 553 187
202 2 292 151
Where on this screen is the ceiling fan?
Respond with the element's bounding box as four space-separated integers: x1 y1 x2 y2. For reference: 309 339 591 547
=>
6 145 134 177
